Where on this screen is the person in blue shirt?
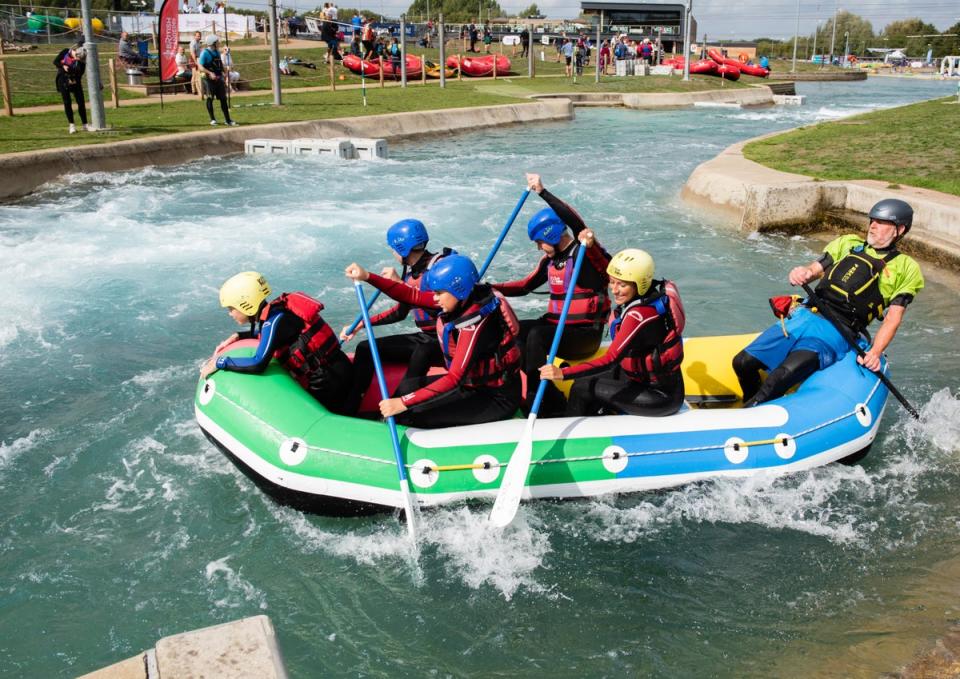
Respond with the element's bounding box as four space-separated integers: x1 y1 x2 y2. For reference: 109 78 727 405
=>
200 272 354 414
561 38 574 76
197 34 236 126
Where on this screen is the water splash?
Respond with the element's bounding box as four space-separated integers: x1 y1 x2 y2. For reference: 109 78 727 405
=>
0 428 53 469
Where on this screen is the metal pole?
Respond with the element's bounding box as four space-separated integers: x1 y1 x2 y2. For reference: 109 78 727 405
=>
594 20 600 82
268 0 281 104
843 30 849 67
400 13 407 87
682 0 692 81
829 4 838 66
438 13 445 88
80 0 106 130
790 0 799 72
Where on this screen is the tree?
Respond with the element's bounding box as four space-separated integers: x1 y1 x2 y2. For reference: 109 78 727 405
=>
404 0 505 23
880 18 940 57
820 10 873 56
518 3 540 18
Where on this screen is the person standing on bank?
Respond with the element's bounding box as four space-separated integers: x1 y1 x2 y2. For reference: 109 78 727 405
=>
340 219 455 415
197 34 237 126
732 198 924 406
54 44 87 134
493 173 612 416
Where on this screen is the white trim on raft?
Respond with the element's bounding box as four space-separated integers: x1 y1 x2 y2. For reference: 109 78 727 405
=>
196 407 408 510
405 404 791 449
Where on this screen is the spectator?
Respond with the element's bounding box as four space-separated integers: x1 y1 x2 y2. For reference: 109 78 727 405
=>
561 37 573 76
574 37 585 75
214 1 225 13
350 30 362 56
555 32 565 62
173 45 191 82
468 20 478 52
640 37 652 65
181 0 191 13
189 30 203 96
220 45 240 90
351 11 362 34
482 23 491 53
279 55 293 75
519 27 529 58
324 2 337 21
117 31 146 70
388 36 401 80
197 0 210 12
54 44 87 134
197 34 236 126
361 19 376 59
599 39 610 74
320 13 341 63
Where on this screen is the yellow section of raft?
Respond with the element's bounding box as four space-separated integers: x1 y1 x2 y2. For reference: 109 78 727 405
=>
554 333 758 402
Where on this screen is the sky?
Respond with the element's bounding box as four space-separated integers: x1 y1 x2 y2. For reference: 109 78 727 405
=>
217 0 959 40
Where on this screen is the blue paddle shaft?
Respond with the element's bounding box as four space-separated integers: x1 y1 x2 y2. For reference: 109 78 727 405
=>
478 189 530 279
529 242 588 415
342 289 382 342
354 282 409 483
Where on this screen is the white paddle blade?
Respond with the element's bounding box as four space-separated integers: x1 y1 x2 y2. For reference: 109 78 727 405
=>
489 417 536 527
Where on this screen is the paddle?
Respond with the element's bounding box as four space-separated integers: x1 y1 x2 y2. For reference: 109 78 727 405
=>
478 189 530 279
490 239 588 528
801 282 919 420
354 281 419 540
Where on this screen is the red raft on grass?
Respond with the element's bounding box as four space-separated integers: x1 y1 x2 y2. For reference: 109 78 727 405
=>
708 49 768 78
342 53 424 79
445 54 510 76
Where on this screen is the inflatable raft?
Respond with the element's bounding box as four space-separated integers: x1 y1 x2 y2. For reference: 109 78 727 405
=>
446 54 510 77
195 333 889 515
709 48 768 78
342 53 424 78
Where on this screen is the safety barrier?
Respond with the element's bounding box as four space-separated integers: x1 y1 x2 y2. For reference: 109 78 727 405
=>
244 137 388 159
772 94 805 105
290 137 353 158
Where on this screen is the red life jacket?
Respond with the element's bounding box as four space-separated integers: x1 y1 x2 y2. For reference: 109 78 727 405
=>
260 292 340 387
437 289 521 389
409 249 455 333
609 280 685 384
546 242 610 327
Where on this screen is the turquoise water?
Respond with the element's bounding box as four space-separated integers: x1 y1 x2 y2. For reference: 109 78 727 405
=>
2 78 959 677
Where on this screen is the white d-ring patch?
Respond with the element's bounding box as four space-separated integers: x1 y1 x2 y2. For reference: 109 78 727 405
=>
472 455 500 484
602 445 629 474
724 437 749 465
279 438 307 466
854 403 872 427
773 433 796 460
199 379 216 405
411 459 438 488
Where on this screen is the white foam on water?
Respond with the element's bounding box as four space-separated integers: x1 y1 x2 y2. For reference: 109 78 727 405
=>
124 364 195 396
204 555 268 610
0 428 53 468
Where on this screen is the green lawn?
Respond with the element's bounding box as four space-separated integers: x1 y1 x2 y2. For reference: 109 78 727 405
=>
742 97 960 196
0 82 523 154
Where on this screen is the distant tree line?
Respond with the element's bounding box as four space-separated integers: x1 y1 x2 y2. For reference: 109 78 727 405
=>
755 11 960 59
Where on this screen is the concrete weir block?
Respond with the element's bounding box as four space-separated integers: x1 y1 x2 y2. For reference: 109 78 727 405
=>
290 138 354 159
349 137 389 160
155 615 288 679
244 139 291 155
773 94 806 105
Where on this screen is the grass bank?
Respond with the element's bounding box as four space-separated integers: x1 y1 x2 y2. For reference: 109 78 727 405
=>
742 96 960 197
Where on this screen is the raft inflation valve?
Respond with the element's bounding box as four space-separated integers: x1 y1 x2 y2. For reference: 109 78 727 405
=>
411 459 439 488
279 438 307 466
854 403 872 427
198 379 216 405
724 437 748 464
773 434 797 460
602 445 628 474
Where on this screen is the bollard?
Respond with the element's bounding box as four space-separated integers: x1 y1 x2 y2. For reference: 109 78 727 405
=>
421 54 426 84
493 53 497 79
0 61 12 116
108 58 119 109
379 56 384 88
330 57 335 91
457 53 462 81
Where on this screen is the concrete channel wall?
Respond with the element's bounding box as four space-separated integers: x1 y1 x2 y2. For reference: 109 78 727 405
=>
682 135 960 269
534 85 775 109
0 100 573 203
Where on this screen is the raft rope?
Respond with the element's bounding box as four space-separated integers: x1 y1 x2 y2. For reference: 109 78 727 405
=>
210 375 883 475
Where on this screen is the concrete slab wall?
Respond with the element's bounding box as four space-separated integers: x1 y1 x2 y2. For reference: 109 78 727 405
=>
0 100 573 203
682 135 960 270
534 85 775 110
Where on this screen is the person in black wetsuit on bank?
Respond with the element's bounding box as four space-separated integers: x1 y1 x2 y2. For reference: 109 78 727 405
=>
341 219 454 415
200 271 353 414
492 173 612 415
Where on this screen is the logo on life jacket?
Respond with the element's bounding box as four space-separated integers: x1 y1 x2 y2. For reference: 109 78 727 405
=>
261 292 340 386
815 242 899 333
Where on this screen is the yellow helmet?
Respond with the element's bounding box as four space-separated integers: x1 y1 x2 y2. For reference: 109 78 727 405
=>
607 249 655 295
219 271 271 316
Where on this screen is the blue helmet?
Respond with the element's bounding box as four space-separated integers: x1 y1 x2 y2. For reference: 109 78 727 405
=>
424 254 479 302
386 219 429 258
526 208 566 246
